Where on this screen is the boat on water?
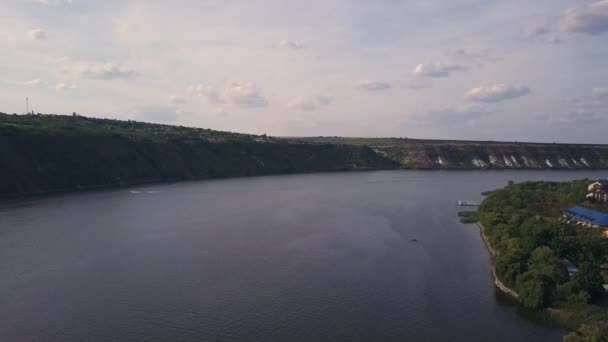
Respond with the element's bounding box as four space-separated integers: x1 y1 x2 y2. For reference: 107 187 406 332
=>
458 200 479 206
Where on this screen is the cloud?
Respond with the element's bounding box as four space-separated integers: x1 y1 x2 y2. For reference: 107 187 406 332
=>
561 0 608 35
413 62 464 78
24 79 41 86
63 62 136 80
55 83 76 91
168 95 187 105
28 28 47 40
186 84 224 104
522 24 564 44
223 82 268 108
186 82 269 108
524 24 550 39
465 84 530 102
277 39 303 49
287 95 332 111
354 80 392 91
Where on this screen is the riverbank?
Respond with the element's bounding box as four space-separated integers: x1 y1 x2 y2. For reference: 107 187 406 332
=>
477 222 520 299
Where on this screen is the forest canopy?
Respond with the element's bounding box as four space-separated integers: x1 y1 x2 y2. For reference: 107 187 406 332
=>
478 180 608 340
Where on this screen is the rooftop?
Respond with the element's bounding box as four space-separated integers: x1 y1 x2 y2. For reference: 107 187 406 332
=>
566 206 608 227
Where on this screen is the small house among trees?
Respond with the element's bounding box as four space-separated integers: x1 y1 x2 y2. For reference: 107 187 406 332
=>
587 180 608 202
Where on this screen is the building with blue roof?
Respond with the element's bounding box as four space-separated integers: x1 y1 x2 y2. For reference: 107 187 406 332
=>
564 206 608 228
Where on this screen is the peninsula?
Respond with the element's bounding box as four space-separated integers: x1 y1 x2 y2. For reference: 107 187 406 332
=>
478 179 608 340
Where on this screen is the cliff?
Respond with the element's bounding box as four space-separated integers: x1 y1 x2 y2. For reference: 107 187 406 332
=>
290 137 608 169
0 113 397 198
2 112 608 198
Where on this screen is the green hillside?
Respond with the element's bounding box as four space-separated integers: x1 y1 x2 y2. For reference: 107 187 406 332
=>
0 113 397 198
2 112 608 198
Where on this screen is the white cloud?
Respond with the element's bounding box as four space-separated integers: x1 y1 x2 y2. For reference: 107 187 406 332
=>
413 62 464 78
465 84 530 102
168 95 187 105
223 82 268 108
561 0 608 35
354 80 392 91
522 24 564 44
24 79 41 86
62 62 136 80
28 28 47 40
524 24 550 39
187 84 224 104
55 83 76 91
287 95 332 111
277 39 303 49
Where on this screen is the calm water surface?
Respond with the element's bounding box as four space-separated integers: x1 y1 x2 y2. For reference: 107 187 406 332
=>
2 170 605 341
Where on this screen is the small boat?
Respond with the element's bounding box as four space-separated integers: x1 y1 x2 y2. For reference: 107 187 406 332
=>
458 200 479 206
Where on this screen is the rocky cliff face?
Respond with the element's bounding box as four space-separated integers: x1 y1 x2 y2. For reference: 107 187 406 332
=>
374 142 608 169
289 137 608 169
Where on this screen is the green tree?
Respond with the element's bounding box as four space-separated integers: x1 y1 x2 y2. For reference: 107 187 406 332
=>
516 246 567 309
572 262 605 299
563 324 608 342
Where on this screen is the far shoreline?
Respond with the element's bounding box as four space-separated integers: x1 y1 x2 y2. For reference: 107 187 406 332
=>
2 168 606 202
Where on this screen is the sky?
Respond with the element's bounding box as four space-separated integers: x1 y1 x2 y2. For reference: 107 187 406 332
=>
1 0 608 143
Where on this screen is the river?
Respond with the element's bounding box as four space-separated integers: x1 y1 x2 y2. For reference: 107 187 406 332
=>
1 170 605 341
